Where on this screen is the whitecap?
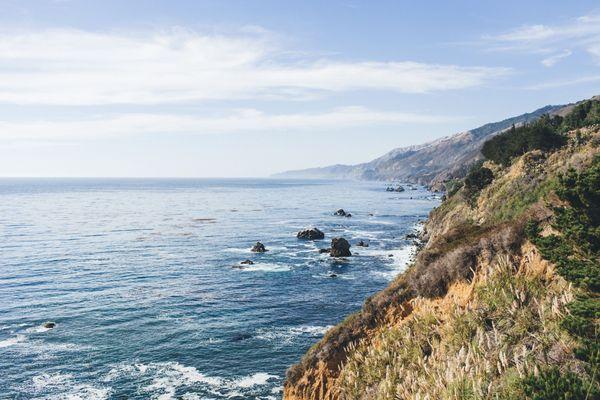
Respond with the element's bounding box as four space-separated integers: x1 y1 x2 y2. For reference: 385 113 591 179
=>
255 325 332 345
240 263 291 273
104 361 279 399
29 372 111 400
367 245 416 280
32 372 73 391
25 324 53 334
0 334 26 348
233 372 278 388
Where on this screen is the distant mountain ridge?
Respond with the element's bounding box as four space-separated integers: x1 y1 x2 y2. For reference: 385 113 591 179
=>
274 103 571 188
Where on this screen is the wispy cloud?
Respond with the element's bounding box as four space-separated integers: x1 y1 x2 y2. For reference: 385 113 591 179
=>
0 28 508 106
526 75 600 90
484 13 600 66
0 107 463 141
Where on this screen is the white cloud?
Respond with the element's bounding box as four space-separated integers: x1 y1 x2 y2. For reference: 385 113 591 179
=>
485 13 600 65
541 49 572 67
0 28 508 105
526 75 600 90
0 107 463 141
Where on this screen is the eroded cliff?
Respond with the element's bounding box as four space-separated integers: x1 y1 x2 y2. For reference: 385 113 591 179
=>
284 104 599 399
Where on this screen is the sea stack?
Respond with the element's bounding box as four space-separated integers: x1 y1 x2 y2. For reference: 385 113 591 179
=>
330 237 351 257
297 227 325 240
251 242 268 252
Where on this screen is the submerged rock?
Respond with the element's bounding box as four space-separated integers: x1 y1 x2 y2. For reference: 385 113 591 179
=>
330 237 351 257
251 242 268 252
356 240 369 247
297 227 325 240
231 333 252 342
329 273 338 278
43 322 56 329
334 209 347 216
240 259 254 265
318 248 331 254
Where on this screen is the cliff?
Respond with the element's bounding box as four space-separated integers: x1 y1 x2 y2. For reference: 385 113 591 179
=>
274 104 571 189
284 100 600 399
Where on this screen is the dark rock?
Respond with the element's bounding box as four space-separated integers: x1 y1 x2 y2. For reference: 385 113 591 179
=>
231 333 252 342
330 237 351 257
334 209 347 216
240 259 254 265
318 248 331 254
356 240 369 247
329 273 338 278
345 213 352 218
297 227 325 240
388 254 394 257
405 233 419 240
43 322 56 329
251 242 268 252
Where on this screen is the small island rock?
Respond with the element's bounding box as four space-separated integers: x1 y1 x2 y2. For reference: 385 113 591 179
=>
330 237 351 257
251 242 268 252
297 227 325 240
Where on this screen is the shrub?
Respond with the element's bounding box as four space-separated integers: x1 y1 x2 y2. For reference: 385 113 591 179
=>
463 161 494 204
521 368 597 400
482 120 566 166
561 99 600 132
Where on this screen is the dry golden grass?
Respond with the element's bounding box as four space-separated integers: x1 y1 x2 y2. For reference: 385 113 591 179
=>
337 255 578 400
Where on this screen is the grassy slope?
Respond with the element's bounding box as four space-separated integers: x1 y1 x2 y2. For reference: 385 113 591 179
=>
284 110 599 399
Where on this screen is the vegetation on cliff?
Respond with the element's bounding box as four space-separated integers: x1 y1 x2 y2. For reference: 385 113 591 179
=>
284 99 600 400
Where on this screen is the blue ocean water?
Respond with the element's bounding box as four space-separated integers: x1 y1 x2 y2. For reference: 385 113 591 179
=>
0 178 437 399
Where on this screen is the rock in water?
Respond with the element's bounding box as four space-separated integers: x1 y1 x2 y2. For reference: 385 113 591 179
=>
297 227 325 240
334 209 347 216
330 237 351 257
251 242 268 252
240 259 254 265
43 322 56 329
356 240 369 247
318 248 331 254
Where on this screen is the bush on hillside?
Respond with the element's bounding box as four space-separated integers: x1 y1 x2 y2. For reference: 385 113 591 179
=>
463 161 494 204
561 99 600 132
482 120 565 166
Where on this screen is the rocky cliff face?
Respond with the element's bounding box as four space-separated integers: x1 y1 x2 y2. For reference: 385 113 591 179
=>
274 104 568 189
283 120 599 399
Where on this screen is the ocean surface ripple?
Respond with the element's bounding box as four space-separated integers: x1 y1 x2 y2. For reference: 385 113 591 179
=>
0 178 437 399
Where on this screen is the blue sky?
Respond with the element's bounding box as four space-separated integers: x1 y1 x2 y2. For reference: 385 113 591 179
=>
1 0 599 177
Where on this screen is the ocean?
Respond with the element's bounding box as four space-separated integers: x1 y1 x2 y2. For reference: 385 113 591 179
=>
0 178 437 399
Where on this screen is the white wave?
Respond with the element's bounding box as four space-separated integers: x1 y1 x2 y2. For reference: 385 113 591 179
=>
240 263 291 273
0 334 26 348
32 372 73 391
367 245 416 280
255 325 332 345
233 372 278 388
30 372 110 400
104 361 278 399
25 324 53 333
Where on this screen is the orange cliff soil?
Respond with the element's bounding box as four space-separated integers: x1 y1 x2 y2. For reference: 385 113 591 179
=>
283 126 599 400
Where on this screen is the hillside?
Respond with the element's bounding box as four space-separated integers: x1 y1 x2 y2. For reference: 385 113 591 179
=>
284 99 600 399
274 104 569 189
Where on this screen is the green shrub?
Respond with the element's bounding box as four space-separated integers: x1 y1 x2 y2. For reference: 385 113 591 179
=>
526 155 599 387
561 99 600 132
463 161 494 205
522 368 597 400
482 120 565 166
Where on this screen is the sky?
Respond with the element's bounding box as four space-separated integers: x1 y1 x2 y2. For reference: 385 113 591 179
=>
0 0 599 177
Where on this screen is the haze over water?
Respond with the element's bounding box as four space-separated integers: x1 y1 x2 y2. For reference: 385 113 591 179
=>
0 178 437 399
